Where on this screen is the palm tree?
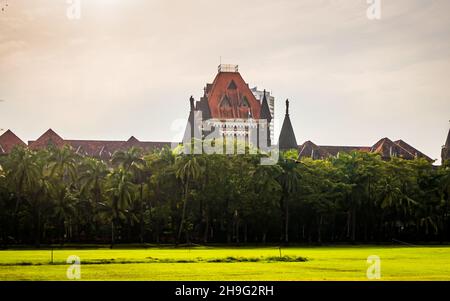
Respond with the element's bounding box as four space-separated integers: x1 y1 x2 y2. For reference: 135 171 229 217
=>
106 168 135 246
277 154 300 243
113 147 150 243
79 157 108 239
48 145 78 182
250 162 282 243
175 155 201 244
48 145 79 243
111 147 145 171
3 147 40 241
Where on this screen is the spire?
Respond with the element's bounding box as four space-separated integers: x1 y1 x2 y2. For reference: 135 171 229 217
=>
442 122 450 163
183 96 202 146
278 99 298 151
189 95 195 111
441 122 450 163
260 89 272 123
445 122 450 147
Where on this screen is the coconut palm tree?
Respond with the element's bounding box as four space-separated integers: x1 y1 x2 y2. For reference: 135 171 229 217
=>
106 168 135 246
277 153 300 243
79 157 108 239
175 155 202 243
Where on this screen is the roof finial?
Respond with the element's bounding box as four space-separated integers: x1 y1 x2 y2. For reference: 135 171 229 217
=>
286 99 289 115
189 95 195 111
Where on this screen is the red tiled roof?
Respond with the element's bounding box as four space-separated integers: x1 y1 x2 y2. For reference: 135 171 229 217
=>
27 129 170 159
394 140 433 162
205 71 261 119
370 137 415 160
298 141 330 159
68 139 170 158
29 129 65 150
319 145 371 156
0 130 27 154
297 138 433 162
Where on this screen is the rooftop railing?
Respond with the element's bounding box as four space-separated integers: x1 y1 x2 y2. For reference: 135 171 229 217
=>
218 64 239 73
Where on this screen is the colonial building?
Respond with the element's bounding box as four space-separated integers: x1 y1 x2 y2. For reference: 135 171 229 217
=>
0 64 444 163
278 101 435 162
0 128 169 159
183 64 273 150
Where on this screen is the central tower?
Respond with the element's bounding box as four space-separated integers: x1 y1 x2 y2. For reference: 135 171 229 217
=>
183 65 273 150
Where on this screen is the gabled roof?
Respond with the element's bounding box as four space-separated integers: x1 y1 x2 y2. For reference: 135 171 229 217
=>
298 141 330 159
26 129 170 159
68 139 170 159
29 129 65 150
370 137 415 160
394 139 433 162
205 71 261 119
319 145 371 156
0 130 27 154
127 136 139 143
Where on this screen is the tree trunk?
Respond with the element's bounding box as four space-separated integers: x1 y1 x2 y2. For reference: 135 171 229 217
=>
285 198 289 243
236 220 239 243
244 223 248 243
203 209 209 244
139 184 144 244
352 207 356 242
35 208 41 248
177 180 189 244
110 220 115 248
346 211 351 239
318 215 323 244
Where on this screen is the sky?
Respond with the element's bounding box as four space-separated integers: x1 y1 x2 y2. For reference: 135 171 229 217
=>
0 0 449 163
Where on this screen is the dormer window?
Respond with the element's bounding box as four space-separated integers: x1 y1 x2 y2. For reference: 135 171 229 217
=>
241 96 249 107
220 95 231 108
227 80 237 90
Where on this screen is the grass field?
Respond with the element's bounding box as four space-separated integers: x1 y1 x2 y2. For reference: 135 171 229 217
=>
0 245 449 280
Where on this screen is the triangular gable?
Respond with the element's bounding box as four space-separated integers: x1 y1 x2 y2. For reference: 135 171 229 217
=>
0 130 27 153
206 71 261 119
29 129 65 150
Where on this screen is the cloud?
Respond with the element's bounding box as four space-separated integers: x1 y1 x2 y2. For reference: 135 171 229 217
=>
0 0 449 163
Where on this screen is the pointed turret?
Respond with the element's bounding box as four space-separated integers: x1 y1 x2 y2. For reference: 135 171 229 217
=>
278 99 298 151
182 96 202 145
260 89 272 123
258 90 272 147
442 123 450 163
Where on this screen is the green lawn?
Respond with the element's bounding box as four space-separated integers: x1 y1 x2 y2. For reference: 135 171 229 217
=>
1 246 449 280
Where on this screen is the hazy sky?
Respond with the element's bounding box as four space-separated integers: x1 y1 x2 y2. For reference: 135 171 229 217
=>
0 0 449 162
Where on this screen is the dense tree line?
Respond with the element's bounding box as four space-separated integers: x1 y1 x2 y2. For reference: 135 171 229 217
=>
0 144 449 247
